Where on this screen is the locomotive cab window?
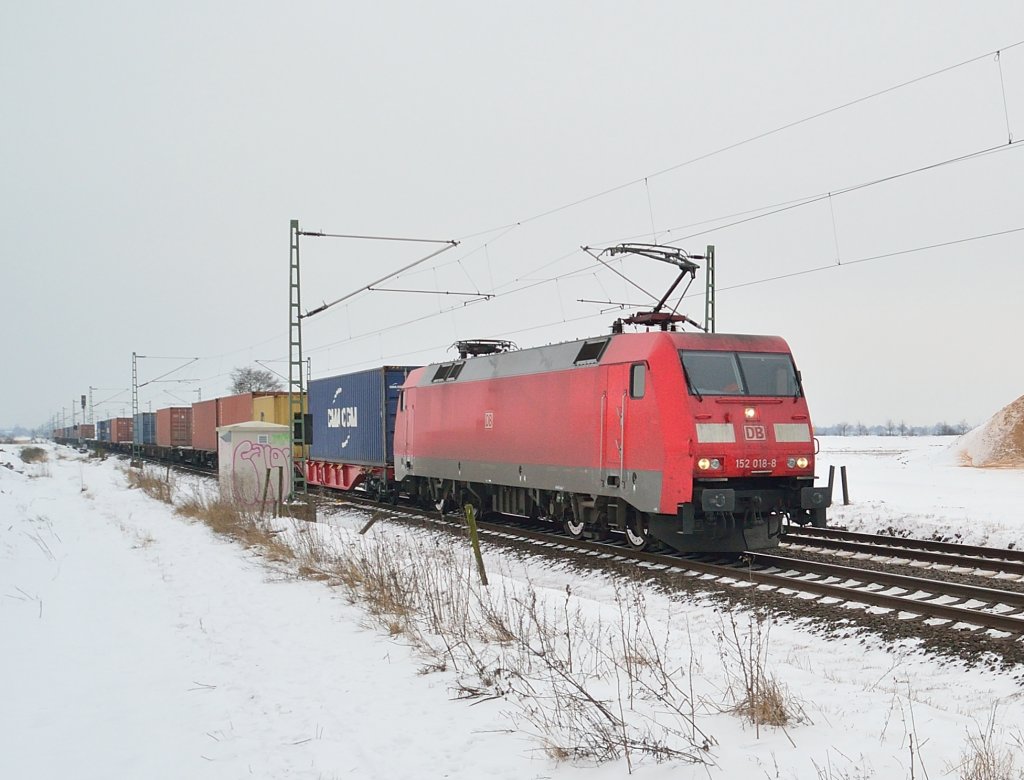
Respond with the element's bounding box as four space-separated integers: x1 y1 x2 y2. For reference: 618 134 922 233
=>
679 350 800 397
737 353 800 396
629 363 646 399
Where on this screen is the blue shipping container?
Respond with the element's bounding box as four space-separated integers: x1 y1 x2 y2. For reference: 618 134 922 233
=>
133 412 157 445
309 366 418 466
97 419 111 443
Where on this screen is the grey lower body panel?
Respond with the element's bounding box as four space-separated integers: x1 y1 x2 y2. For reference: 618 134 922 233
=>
398 456 666 513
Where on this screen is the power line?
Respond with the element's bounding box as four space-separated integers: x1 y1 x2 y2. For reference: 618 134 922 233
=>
604 139 1022 248
457 39 1024 240
716 224 1024 293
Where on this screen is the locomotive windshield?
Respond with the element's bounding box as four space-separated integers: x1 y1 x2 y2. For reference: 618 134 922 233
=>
679 350 801 397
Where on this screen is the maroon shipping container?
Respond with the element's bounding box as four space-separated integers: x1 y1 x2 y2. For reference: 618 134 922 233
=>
110 417 133 443
78 424 95 439
157 407 192 447
218 393 255 427
191 399 219 452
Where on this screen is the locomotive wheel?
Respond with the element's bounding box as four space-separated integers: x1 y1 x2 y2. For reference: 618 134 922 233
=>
563 514 585 539
624 513 652 550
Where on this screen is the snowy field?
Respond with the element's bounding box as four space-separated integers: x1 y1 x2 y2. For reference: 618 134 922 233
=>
818 436 1024 549
2 437 1023 779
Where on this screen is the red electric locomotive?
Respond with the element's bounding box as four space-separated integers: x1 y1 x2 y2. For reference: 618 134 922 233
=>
395 329 831 553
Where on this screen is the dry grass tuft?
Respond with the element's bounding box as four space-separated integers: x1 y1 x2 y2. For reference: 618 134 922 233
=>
949 707 1023 780
19 446 48 464
176 491 293 561
718 609 803 732
124 465 175 504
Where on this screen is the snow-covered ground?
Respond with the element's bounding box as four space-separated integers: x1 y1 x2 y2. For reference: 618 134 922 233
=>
2 438 1023 779
818 435 1024 549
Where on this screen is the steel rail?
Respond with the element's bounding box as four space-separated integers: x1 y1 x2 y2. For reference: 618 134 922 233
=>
444 518 1024 636
781 526 1024 577
783 524 1024 563
118 458 1024 639
749 552 1024 610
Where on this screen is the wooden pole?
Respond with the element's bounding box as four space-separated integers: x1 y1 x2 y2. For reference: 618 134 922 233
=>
276 466 284 518
464 504 488 586
359 513 382 535
260 467 272 517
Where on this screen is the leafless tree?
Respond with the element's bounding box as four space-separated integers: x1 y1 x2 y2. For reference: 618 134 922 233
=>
230 366 283 394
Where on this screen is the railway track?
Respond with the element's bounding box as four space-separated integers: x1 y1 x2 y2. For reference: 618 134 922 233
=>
122 453 1024 647
781 524 1024 577
321 495 1024 641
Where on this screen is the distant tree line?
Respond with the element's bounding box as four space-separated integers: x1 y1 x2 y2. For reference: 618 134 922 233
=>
817 419 971 436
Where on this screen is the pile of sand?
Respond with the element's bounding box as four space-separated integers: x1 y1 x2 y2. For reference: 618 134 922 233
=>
957 394 1024 468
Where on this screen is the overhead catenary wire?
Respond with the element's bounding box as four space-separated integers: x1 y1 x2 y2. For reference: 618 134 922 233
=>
455 38 1024 241
607 138 1023 248
193 44 1024 371
302 240 459 318
71 39 1024 410
996 51 1015 143
300 221 1024 377
137 358 199 389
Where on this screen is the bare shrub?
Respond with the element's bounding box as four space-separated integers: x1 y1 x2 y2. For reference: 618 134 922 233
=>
19 446 47 464
124 465 175 504
157 498 717 770
311 530 713 767
717 609 803 733
948 706 1023 780
176 490 294 562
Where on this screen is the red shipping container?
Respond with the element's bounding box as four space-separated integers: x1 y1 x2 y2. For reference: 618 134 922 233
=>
157 407 192 447
218 393 255 427
110 417 133 443
78 424 95 439
192 399 219 452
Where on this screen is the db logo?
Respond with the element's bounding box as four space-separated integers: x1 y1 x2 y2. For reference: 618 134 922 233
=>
743 424 767 441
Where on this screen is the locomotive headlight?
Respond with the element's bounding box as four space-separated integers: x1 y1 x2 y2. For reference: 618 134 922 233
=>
787 457 797 468
744 407 757 419
710 458 721 470
796 456 809 469
698 457 711 470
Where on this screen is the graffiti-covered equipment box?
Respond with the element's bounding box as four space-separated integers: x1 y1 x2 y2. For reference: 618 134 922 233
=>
217 422 292 508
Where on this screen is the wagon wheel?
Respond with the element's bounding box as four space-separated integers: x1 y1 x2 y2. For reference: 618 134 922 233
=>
624 511 652 550
563 510 585 539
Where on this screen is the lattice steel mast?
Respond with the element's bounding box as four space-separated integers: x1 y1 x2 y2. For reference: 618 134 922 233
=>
288 219 306 499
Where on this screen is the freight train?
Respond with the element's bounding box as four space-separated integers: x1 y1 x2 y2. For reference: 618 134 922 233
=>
57 330 831 553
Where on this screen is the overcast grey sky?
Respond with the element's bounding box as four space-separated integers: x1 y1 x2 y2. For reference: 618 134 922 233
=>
3 1 1023 430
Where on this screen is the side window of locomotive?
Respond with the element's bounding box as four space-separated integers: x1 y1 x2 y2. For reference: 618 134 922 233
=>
431 362 465 383
737 353 800 396
399 390 405 411
679 350 743 395
574 338 609 365
629 363 646 399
